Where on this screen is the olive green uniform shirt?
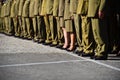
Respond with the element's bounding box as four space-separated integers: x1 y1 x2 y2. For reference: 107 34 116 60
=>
53 0 59 17
87 0 106 17
58 0 65 17
22 0 30 17
18 0 24 16
34 0 42 16
29 0 34 17
40 0 47 16
10 0 17 18
64 0 70 20
77 0 88 15
46 0 53 15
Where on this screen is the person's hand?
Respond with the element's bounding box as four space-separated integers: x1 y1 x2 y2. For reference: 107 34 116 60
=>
16 16 18 20
70 15 74 20
98 11 104 19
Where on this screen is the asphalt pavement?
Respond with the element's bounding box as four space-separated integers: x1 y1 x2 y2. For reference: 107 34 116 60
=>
0 33 120 80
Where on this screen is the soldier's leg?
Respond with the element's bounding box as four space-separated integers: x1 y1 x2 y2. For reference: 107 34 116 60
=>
49 15 58 46
91 18 108 59
22 17 27 38
43 15 52 44
13 18 19 36
25 18 32 39
2 18 5 33
18 17 22 37
56 17 64 47
7 17 13 35
73 14 83 53
32 17 38 41
37 16 45 43
81 16 94 56
4 17 9 34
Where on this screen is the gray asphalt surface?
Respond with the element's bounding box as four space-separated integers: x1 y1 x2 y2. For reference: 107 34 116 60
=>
0 33 120 80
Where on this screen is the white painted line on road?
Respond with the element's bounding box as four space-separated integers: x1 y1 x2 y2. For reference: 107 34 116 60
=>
0 60 87 68
66 52 120 72
105 60 120 62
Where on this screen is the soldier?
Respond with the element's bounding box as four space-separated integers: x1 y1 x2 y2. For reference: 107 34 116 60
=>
10 0 19 36
18 0 24 37
50 0 60 47
58 0 69 50
41 0 52 45
15 0 20 36
88 0 108 60
34 0 45 43
29 0 37 41
22 0 32 39
46 0 58 46
4 0 13 35
62 0 76 51
75 0 94 57
53 0 64 48
105 0 120 55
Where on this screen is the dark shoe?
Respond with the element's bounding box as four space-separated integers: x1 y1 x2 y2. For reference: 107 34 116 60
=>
38 40 45 44
61 47 68 50
110 50 119 54
90 55 95 59
56 45 63 48
116 51 120 57
7 32 13 36
81 52 94 57
66 49 74 52
42 42 51 45
27 36 32 40
50 44 57 47
73 50 83 55
33 38 39 42
67 47 76 52
60 45 69 50
94 56 107 60
14 33 19 37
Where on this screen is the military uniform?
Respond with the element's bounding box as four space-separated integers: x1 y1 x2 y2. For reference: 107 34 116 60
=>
58 0 65 28
18 0 24 37
34 0 45 43
63 0 76 51
22 0 32 39
76 0 94 56
46 0 58 46
87 0 108 60
29 0 37 41
4 0 12 35
41 0 52 44
10 0 19 36
15 0 20 36
53 0 64 47
64 0 73 32
48 0 60 46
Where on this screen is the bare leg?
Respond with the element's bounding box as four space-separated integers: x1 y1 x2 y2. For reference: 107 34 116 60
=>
62 28 69 48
